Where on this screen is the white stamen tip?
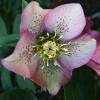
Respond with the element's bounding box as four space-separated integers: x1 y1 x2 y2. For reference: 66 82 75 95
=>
47 33 49 37
64 52 69 55
41 66 44 69
62 48 68 52
54 61 60 66
59 35 63 39
34 54 37 57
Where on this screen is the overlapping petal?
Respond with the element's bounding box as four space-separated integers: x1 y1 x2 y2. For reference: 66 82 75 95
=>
58 39 96 69
89 31 100 43
83 17 92 33
2 32 72 95
2 32 41 78
32 64 72 95
92 45 100 64
20 1 50 34
87 31 100 75
80 17 100 76
44 3 86 40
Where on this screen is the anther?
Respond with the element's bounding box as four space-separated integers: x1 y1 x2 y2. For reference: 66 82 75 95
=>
47 33 49 37
53 32 57 38
54 61 60 66
59 35 63 39
41 66 45 69
62 48 68 52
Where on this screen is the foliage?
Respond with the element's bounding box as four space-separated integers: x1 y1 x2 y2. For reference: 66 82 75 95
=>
0 0 100 100
64 67 99 100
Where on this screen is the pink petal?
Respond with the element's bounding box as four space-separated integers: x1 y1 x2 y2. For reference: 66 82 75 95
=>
2 32 41 78
1 32 72 95
44 3 86 40
2 2 75 94
89 31 100 42
32 65 72 95
83 17 92 33
88 31 100 64
92 45 100 64
58 38 96 69
20 1 50 34
87 60 100 76
80 22 100 76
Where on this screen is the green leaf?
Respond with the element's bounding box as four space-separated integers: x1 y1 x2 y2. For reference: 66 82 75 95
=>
0 34 19 47
64 67 97 100
13 15 21 34
98 28 100 32
12 0 21 12
37 0 51 8
97 78 100 87
1 68 13 90
22 0 28 10
0 16 7 36
0 89 38 100
0 49 4 58
4 0 20 13
16 75 36 93
0 65 3 72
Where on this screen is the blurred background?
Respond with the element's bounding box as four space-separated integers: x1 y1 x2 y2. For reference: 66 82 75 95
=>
0 0 100 100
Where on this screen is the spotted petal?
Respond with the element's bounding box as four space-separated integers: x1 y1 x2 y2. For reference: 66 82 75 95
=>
2 32 41 78
1 32 72 95
44 3 86 40
58 39 96 69
32 64 72 95
20 1 50 34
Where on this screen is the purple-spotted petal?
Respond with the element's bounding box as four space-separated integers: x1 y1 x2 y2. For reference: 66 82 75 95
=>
44 3 86 40
58 39 96 69
20 1 50 34
32 65 72 95
2 32 41 78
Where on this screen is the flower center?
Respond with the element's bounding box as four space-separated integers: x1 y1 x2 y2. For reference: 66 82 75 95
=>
42 41 59 59
32 32 69 68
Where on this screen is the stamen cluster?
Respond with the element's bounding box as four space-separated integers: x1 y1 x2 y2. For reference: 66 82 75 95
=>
32 33 69 68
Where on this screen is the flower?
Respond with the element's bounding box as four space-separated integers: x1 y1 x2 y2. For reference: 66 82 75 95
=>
83 18 100 75
2 1 97 95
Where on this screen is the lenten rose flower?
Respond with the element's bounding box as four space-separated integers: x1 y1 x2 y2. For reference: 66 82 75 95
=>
2 1 96 95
